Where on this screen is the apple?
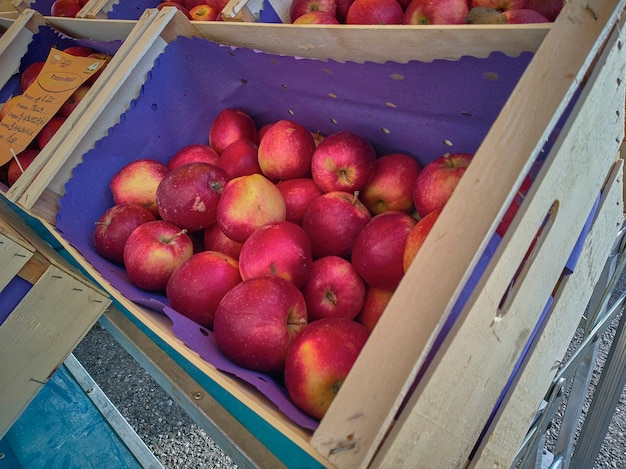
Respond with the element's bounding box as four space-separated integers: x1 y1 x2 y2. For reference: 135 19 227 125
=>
216 173 286 243
335 0 355 22
351 211 417 290
213 276 308 373
276 177 323 225
0 95 21 121
50 0 82 17
62 45 97 57
293 10 340 23
403 0 469 24
189 3 220 20
496 175 532 237
346 0 404 25
289 0 337 23
257 119 316 181
355 286 394 332
92 203 157 265
110 159 170 217
302 255 366 322
526 0 563 21
412 152 473 219
359 153 421 215
7 148 39 187
203 223 243 259
166 143 220 171
37 116 66 150
238 221 313 288
157 2 192 18
284 317 369 419
502 8 549 22
208 108 258 154
403 207 441 272
302 191 371 259
156 162 228 232
166 251 242 329
215 138 261 179
310 131 376 193
58 84 91 118
123 220 194 291
470 0 528 11
20 62 45 92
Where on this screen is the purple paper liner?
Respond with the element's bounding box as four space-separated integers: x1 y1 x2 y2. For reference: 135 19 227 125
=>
0 276 32 326
108 0 163 20
56 36 535 429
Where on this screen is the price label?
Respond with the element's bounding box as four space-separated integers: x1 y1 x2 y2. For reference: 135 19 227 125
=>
0 48 107 166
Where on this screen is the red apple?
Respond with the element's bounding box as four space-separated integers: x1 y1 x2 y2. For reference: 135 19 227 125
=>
335 0 355 22
7 148 39 187
359 153 421 215
403 0 469 24
276 177 323 225
109 159 170 217
502 8 549 22
351 211 417 290
0 95 21 121
293 10 340 23
213 276 308 373
157 2 192 18
216 173 286 243
302 255 366 322
203 223 243 260
412 152 473 218
189 2 220 20
526 0 563 21
37 116 66 150
58 84 91 117
20 62 44 92
302 191 371 259
62 45 97 57
123 220 194 291
284 317 369 419
257 119 316 181
166 251 242 329
238 221 313 288
215 138 261 179
403 207 441 272
92 203 157 265
355 286 394 332
156 162 228 232
289 0 337 23
208 108 258 154
346 0 404 25
310 131 376 193
166 143 220 171
470 0 528 11
50 0 82 17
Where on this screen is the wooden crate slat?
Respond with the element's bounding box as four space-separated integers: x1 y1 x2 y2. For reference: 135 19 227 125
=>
0 229 32 290
0 9 45 84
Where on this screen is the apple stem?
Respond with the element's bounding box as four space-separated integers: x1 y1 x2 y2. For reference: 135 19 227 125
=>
326 290 338 305
164 228 188 243
351 191 360 205
10 148 25 174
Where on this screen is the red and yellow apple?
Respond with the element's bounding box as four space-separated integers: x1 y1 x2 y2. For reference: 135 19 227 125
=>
346 0 404 24
166 143 220 171
215 138 261 179
203 223 243 260
276 177 323 225
355 286 395 332
208 108 258 154
110 159 170 217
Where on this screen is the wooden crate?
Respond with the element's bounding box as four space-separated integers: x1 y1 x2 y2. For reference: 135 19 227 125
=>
2 1 626 467
0 196 111 440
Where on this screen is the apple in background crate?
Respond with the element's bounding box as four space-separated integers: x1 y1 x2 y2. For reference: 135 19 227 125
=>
289 0 337 23
359 153 421 215
216 138 261 179
403 0 469 24
276 177 323 226
293 11 340 23
238 221 313 288
311 131 376 193
166 143 220 171
0 96 20 121
208 108 258 154
123 220 194 291
213 276 308 373
302 191 371 259
257 119 316 181
216 173 286 243
110 159 170 217
20 62 44 91
302 255 366 322
155 162 228 232
284 317 370 419
92 203 157 265
166 251 242 329
37 116 66 150
526 0 564 21
351 211 417 290
412 152 473 219
189 2 221 21
346 0 404 25
58 84 91 118
50 0 82 17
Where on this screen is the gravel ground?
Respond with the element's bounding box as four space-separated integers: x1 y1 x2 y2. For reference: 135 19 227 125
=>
72 281 626 469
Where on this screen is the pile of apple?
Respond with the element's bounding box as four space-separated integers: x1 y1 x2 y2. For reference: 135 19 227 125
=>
289 0 562 25
49 0 89 17
156 0 230 21
93 107 527 419
0 45 111 188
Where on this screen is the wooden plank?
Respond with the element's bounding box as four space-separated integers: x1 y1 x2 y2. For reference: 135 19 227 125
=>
0 229 32 290
368 8 626 467
45 15 139 40
309 1 626 467
470 159 624 468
